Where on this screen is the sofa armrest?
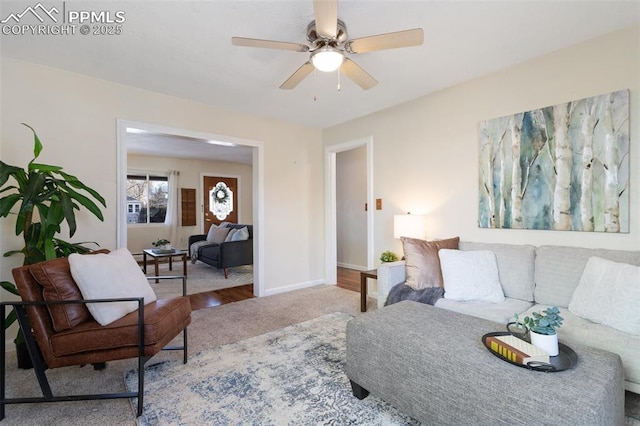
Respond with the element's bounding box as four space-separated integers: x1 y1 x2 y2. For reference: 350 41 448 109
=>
188 234 206 247
376 261 406 308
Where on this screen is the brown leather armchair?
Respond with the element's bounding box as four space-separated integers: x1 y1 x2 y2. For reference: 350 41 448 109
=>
1 255 191 419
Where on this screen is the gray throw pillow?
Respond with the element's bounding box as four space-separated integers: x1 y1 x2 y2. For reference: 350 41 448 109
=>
207 226 230 243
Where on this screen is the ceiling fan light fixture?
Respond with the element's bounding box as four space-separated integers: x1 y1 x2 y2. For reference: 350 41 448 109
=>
311 47 344 72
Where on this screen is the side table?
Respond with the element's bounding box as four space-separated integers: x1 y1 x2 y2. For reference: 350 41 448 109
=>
143 249 188 283
359 269 377 312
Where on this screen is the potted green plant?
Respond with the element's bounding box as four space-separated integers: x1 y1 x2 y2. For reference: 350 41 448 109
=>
152 238 171 250
513 307 563 356
380 250 399 263
1 123 106 367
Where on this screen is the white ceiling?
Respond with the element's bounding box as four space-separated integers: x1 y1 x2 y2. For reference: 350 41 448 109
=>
2 0 639 161
126 130 255 164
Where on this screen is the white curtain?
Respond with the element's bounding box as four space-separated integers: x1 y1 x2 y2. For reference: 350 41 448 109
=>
164 170 180 247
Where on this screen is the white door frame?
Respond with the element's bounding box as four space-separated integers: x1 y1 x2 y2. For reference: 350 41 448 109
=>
324 136 374 284
116 119 266 297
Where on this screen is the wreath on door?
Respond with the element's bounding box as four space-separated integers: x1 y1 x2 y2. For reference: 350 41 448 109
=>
213 182 230 204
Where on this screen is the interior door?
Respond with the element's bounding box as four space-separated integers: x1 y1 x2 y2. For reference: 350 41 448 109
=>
203 176 238 234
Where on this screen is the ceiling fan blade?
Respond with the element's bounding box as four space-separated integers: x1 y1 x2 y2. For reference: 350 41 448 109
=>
232 37 309 53
280 62 315 90
348 28 424 53
313 0 338 39
340 58 378 90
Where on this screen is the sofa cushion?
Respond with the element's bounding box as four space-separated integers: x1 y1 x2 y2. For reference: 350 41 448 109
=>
30 257 92 332
69 248 157 326
521 303 640 388
535 246 640 307
401 236 459 289
435 297 533 324
569 257 640 336
207 226 230 243
49 297 191 356
439 249 505 303
459 241 536 302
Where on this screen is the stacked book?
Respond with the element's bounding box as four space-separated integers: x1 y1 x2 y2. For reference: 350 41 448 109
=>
486 335 550 364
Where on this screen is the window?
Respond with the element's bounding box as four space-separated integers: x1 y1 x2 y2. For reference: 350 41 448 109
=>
126 173 169 224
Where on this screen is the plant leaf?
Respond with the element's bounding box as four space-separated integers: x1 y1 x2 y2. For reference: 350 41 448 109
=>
56 181 104 221
4 308 17 329
0 193 21 217
44 239 56 260
21 123 42 160
29 163 63 173
1 281 19 296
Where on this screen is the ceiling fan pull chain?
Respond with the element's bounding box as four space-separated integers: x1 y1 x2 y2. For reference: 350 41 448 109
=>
337 70 341 92
313 68 318 101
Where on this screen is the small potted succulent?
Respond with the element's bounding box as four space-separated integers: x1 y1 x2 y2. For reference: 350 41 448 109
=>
380 250 399 263
152 238 171 250
513 307 563 356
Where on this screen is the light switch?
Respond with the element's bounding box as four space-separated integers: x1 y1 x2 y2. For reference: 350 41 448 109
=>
376 199 382 210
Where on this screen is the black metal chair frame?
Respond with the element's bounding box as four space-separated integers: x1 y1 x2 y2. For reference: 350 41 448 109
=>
0 275 188 420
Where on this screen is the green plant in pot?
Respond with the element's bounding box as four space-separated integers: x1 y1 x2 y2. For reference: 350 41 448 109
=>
380 250 399 263
514 307 564 356
0 123 106 368
152 238 171 249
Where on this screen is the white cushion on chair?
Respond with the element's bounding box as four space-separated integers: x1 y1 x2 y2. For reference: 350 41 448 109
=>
69 248 157 326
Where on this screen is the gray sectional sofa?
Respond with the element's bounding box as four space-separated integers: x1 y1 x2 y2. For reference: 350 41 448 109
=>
377 242 640 393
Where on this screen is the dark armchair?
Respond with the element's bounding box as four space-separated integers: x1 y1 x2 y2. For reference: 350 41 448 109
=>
1 255 191 419
188 224 253 278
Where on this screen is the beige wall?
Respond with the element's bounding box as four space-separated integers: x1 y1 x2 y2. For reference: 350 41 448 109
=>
324 26 640 259
2 25 638 301
126 154 253 253
0 59 324 294
336 146 367 269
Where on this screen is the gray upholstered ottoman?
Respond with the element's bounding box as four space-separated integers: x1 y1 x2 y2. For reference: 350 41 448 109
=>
346 301 625 425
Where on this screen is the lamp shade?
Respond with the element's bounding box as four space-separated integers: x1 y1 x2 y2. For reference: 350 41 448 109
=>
394 214 427 239
311 47 344 72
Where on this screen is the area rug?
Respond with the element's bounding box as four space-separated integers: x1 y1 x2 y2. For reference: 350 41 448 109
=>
124 312 419 425
146 262 253 298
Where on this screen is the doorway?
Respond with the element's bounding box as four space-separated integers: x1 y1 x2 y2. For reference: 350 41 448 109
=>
324 136 374 286
116 119 265 297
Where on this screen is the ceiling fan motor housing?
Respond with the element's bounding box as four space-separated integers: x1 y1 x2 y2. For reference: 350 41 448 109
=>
307 19 348 50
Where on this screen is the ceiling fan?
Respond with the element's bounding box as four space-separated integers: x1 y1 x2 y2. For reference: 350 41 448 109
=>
231 0 423 91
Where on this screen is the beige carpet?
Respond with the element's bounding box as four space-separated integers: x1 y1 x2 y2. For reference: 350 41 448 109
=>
146 261 253 298
1 285 370 425
2 286 639 425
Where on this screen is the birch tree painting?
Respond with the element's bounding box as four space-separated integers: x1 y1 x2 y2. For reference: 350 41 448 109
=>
478 90 629 233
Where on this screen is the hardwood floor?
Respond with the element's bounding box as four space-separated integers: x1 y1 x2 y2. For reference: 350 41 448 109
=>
189 267 362 311
189 284 255 310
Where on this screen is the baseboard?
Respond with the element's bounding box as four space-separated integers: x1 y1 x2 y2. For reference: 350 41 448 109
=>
336 262 368 271
263 279 326 297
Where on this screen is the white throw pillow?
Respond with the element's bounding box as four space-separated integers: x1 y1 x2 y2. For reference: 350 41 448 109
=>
569 256 640 336
231 226 249 242
439 249 505 303
69 248 157 326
